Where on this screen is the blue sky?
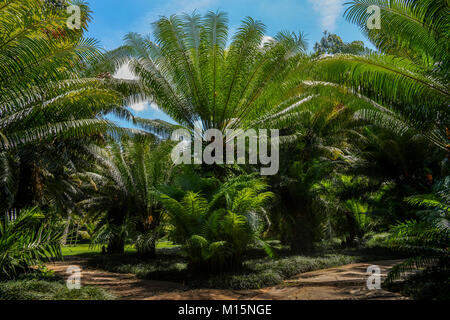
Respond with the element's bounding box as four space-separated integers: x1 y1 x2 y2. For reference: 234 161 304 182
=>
85 0 371 126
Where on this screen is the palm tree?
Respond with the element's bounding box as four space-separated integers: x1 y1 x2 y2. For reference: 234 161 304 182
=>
268 90 368 252
310 0 449 151
114 11 310 140
0 0 143 211
77 136 175 255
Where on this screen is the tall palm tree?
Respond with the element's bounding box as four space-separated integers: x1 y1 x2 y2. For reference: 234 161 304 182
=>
0 0 143 211
310 0 449 151
115 11 310 139
269 92 367 252
77 136 175 255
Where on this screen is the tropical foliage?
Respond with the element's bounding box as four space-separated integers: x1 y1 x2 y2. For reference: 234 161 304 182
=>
111 11 313 140
386 176 449 285
310 0 449 151
0 0 449 300
157 174 273 272
77 136 175 255
0 208 62 280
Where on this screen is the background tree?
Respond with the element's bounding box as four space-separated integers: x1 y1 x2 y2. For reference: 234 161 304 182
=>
0 208 62 280
264 87 373 252
310 0 449 152
313 31 372 55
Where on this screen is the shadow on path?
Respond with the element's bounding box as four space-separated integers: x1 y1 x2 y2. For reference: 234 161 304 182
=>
46 257 407 300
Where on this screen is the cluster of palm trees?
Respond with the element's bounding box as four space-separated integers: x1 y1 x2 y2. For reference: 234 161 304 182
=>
0 0 448 278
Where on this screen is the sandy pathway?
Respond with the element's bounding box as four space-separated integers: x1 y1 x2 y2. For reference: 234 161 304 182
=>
46 256 184 300
46 257 407 300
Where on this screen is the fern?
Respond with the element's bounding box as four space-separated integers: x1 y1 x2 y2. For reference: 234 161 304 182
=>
158 174 274 273
384 177 450 287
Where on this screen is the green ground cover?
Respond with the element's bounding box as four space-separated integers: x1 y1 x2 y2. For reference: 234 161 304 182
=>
61 241 179 256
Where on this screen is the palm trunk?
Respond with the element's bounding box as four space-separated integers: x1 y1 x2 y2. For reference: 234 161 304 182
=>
290 213 316 254
107 236 125 254
61 214 72 245
74 222 80 245
282 190 317 254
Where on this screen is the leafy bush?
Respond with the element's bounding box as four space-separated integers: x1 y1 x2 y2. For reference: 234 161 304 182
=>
385 267 450 300
363 232 391 248
78 138 175 256
384 177 450 299
0 208 62 280
158 174 274 273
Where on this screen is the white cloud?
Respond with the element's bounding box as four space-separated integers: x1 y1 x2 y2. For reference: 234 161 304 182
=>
309 0 344 32
129 101 147 112
128 101 161 113
113 62 137 80
149 102 160 111
260 35 275 47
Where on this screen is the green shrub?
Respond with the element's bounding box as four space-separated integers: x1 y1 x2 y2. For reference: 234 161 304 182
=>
189 254 358 289
363 232 391 248
0 279 115 300
380 177 450 300
158 174 274 273
0 208 62 280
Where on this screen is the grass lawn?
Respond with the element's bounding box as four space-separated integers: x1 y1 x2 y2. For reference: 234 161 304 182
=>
61 241 179 256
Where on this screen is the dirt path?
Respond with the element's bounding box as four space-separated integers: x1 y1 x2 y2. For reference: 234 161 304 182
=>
46 257 407 300
46 256 184 300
